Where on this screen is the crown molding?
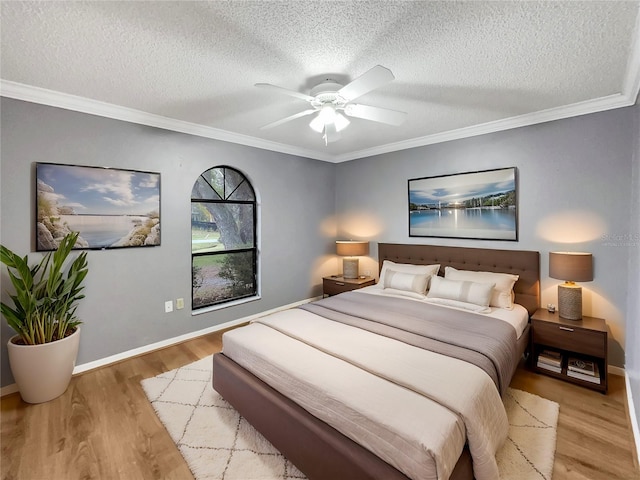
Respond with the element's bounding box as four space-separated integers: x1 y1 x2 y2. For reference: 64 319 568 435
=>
1 79 637 165
334 93 637 162
0 80 334 163
623 8 640 103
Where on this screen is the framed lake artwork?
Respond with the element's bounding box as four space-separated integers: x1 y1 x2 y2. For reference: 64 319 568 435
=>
35 163 161 251
408 167 517 241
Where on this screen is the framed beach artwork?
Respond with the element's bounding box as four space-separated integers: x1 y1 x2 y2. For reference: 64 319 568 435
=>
35 163 161 251
408 167 517 241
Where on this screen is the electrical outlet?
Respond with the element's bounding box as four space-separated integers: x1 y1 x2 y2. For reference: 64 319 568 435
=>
176 298 184 309
164 300 173 313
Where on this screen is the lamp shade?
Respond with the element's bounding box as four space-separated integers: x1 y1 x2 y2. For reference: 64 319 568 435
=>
549 252 593 282
336 241 369 257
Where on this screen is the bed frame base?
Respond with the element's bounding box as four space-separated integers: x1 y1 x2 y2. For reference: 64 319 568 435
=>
213 353 475 480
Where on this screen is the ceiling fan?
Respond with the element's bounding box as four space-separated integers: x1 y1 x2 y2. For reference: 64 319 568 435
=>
256 65 407 145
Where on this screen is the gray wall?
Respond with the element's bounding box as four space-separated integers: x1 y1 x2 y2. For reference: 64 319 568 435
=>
1 96 638 397
627 103 640 427
0 98 336 388
335 106 637 369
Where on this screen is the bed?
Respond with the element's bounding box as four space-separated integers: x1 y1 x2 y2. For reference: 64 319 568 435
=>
212 243 540 480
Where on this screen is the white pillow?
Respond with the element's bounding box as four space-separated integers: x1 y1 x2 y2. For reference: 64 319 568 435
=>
425 297 491 314
444 266 519 310
427 276 495 308
382 270 430 297
376 261 440 291
381 288 429 300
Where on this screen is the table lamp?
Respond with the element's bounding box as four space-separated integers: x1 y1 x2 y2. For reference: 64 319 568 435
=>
336 241 369 279
549 252 593 320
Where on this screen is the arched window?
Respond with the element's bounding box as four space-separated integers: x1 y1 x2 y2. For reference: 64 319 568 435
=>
191 166 257 310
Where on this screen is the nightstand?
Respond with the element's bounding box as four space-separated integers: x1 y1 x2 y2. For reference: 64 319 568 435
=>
530 308 608 393
322 275 375 296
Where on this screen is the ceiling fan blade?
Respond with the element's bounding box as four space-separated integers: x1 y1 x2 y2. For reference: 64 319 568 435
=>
344 103 407 126
337 65 395 102
260 109 317 129
255 83 315 103
323 122 341 144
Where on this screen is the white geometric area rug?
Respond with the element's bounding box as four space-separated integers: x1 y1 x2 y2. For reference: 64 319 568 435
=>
141 356 559 480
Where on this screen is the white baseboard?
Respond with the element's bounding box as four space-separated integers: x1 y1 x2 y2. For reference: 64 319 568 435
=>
0 383 19 397
625 373 640 468
1 297 320 398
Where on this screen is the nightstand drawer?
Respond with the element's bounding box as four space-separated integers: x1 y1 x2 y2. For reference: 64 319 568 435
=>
533 320 605 357
323 279 354 296
322 276 375 296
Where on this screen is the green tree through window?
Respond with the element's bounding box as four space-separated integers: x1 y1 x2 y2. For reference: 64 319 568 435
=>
191 166 257 309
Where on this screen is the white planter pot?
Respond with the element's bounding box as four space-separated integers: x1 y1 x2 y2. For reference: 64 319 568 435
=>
7 327 81 404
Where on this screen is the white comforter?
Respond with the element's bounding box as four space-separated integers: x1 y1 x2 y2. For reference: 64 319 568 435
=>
222 308 509 480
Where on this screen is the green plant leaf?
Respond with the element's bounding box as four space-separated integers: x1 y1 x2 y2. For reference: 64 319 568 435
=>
0 232 88 344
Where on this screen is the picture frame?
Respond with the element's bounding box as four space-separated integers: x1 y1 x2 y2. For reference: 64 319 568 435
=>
408 167 517 241
36 162 161 251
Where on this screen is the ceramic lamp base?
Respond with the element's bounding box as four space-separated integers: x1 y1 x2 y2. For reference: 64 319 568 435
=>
342 258 359 279
558 283 582 320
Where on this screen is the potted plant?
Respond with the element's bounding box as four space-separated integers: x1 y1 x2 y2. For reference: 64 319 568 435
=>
1 232 88 403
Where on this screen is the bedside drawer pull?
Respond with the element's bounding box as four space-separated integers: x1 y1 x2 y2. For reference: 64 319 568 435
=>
335 282 345 286
559 326 574 332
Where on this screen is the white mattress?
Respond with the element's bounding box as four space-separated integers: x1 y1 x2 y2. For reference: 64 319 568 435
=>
356 285 530 339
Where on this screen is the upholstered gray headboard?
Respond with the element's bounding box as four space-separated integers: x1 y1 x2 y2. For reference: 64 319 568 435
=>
378 243 540 316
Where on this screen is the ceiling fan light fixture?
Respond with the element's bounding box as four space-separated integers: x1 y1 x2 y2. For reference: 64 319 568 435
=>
309 109 350 135
309 114 324 133
318 105 337 123
334 113 350 132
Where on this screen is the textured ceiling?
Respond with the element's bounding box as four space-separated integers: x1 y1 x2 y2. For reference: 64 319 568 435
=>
1 1 639 162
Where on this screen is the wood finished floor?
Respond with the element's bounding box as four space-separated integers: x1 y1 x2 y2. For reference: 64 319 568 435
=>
1 327 639 480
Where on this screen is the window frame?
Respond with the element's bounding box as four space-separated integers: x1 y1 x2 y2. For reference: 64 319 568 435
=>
191 165 258 312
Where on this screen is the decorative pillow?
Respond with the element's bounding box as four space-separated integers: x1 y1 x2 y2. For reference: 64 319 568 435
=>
425 297 491 314
376 261 440 291
426 276 495 308
382 270 430 296
444 266 519 310
381 288 429 300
